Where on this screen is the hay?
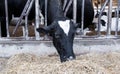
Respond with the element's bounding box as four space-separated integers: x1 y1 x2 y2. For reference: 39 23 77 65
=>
1 52 120 74
0 58 8 71
78 52 120 74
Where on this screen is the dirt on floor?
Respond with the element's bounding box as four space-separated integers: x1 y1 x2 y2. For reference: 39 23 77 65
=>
0 52 120 74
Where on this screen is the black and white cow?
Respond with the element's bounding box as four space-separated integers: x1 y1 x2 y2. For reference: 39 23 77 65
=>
37 0 77 62
95 11 120 31
0 0 35 37
38 0 94 62
61 0 94 29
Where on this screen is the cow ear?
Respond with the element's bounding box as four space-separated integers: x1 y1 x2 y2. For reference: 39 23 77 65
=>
74 23 79 28
70 20 78 28
36 21 56 34
36 27 48 34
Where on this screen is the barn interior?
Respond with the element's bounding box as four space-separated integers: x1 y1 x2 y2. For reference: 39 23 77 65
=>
4 0 119 38
0 0 120 74
0 0 120 56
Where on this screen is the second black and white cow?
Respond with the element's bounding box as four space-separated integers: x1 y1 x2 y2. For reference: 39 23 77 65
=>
0 0 35 37
37 0 77 62
94 11 120 31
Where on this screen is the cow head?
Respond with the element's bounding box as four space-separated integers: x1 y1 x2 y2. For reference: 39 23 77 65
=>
37 19 77 62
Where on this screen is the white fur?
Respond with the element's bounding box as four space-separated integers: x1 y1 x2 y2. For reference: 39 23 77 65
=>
97 15 120 31
58 20 70 36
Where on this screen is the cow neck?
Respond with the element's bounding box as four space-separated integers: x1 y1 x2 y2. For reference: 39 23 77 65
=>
54 16 68 22
47 0 65 23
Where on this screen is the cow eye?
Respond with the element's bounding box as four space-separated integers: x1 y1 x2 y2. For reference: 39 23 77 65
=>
55 33 61 39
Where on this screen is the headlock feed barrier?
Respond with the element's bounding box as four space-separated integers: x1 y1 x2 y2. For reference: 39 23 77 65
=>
1 0 120 40
1 0 120 57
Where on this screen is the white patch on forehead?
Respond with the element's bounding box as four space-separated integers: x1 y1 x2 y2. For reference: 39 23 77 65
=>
58 20 70 36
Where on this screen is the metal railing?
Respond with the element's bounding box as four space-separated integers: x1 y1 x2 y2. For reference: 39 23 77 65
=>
2 0 120 40
96 0 120 38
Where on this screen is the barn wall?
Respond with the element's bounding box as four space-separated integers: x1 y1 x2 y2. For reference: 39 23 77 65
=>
92 0 117 6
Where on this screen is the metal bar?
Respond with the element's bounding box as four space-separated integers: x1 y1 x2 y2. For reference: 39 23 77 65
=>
35 0 40 40
24 0 34 39
25 15 29 40
12 0 32 34
64 0 72 16
63 0 68 11
0 22 1 37
73 0 77 23
5 0 10 37
45 0 48 26
115 0 120 36
98 0 109 36
26 0 34 16
39 9 44 25
81 0 85 35
115 8 119 36
107 0 112 36
22 26 25 38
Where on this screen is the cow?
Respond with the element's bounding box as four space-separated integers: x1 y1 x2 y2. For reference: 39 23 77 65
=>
37 0 94 62
0 0 35 37
0 0 76 62
95 11 120 31
61 0 94 29
37 0 77 62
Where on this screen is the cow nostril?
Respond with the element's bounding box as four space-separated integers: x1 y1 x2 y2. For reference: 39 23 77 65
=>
67 56 74 61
